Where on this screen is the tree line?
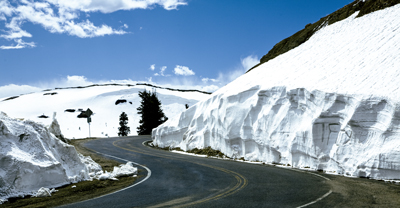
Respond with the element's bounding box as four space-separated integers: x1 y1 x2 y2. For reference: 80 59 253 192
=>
118 89 168 136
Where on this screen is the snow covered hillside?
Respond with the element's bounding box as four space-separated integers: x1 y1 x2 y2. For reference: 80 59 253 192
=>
153 4 400 179
0 84 210 139
0 112 102 202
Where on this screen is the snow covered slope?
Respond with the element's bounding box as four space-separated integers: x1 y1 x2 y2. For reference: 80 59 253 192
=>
0 84 209 139
0 112 101 201
153 4 400 179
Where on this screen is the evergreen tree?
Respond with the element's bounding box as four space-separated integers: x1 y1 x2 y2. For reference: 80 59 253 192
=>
118 112 130 136
137 90 168 135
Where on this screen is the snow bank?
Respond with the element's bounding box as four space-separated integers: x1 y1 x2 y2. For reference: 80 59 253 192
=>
35 187 57 197
94 162 138 180
0 112 100 202
153 5 400 180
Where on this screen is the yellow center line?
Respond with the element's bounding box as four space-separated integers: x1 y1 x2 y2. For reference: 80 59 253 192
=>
112 138 248 207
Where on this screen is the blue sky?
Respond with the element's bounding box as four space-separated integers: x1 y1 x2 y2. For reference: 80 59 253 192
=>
0 0 353 97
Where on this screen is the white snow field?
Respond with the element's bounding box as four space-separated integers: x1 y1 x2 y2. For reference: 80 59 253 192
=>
0 84 209 139
153 5 400 179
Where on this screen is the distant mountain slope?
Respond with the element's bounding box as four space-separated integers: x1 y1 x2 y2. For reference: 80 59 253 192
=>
0 84 210 139
248 0 400 72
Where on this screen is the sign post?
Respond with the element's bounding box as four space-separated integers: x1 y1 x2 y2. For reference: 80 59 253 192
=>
86 108 93 138
87 117 91 138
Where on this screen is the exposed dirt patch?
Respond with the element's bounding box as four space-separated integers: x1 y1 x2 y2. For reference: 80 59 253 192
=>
187 146 225 157
306 174 400 207
1 138 138 208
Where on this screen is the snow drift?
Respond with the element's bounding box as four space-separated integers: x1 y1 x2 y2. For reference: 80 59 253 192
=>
0 112 101 201
153 5 400 179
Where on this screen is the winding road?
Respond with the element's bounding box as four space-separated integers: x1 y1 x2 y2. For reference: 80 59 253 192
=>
62 136 332 208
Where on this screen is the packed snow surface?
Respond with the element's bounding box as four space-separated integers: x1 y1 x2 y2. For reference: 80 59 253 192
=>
0 112 101 201
0 84 209 139
153 5 400 179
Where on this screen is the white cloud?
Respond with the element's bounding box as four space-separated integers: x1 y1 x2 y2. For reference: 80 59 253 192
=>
174 65 195 76
155 66 168 76
45 0 188 13
160 66 167 74
0 0 187 49
64 75 93 87
0 84 42 99
215 55 259 84
149 64 155 70
0 39 36 49
149 55 258 93
202 78 218 83
241 55 258 71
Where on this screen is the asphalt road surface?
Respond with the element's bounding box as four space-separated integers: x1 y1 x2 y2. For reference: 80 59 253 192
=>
62 136 332 208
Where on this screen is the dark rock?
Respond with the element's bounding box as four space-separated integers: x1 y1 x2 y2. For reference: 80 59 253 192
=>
43 92 58 96
115 99 127 105
2 96 19 101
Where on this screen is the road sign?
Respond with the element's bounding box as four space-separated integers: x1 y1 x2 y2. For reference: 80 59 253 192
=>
86 108 93 117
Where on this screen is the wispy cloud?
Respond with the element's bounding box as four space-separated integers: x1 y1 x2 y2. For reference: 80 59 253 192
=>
154 66 168 76
0 55 260 98
149 55 259 92
0 39 35 49
215 55 258 84
201 78 218 83
174 65 195 76
149 64 155 70
45 0 187 13
0 84 42 99
0 0 187 49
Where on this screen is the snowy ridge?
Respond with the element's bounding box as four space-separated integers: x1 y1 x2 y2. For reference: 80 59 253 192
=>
153 5 400 179
0 84 209 139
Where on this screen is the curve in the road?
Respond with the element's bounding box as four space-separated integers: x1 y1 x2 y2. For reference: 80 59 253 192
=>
59 148 152 208
112 138 248 207
62 136 333 208
113 138 332 208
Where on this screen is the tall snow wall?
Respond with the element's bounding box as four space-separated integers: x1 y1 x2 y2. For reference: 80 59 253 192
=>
153 86 400 179
0 112 98 201
153 4 400 180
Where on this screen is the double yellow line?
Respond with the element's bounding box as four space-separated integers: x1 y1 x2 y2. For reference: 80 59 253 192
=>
112 138 248 207
181 163 248 207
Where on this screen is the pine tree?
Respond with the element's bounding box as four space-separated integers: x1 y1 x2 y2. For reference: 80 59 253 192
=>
137 90 168 135
118 112 130 136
